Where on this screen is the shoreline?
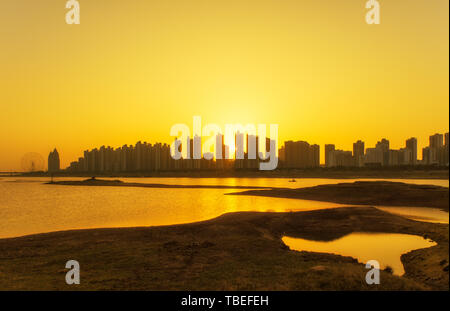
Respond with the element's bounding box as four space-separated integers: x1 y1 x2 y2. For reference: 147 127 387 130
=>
45 178 272 190
6 168 449 180
229 181 450 212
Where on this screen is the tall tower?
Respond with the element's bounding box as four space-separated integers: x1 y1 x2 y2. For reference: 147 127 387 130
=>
429 133 444 165
429 133 443 149
405 137 417 165
48 148 60 173
353 140 365 167
325 144 335 167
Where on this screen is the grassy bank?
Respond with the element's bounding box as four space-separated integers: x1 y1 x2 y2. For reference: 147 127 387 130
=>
0 207 447 290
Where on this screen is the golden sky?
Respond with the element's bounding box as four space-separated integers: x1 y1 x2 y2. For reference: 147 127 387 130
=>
0 0 448 170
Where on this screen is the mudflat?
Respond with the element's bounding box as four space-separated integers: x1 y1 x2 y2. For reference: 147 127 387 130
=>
47 178 270 190
229 181 449 211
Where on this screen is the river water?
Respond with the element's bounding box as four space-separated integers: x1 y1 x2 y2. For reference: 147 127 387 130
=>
0 177 448 239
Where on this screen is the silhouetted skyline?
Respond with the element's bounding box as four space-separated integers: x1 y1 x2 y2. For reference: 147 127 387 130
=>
52 132 449 173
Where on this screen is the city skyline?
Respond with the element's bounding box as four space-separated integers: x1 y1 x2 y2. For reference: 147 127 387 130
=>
36 131 450 173
4 130 449 173
2 128 450 172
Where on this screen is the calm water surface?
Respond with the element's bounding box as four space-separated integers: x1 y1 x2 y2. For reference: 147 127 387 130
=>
0 177 448 238
282 233 437 276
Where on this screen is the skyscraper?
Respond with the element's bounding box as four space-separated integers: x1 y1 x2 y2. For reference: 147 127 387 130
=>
48 148 60 173
353 140 365 167
324 144 335 167
311 144 320 168
375 139 390 166
430 133 444 149
429 133 444 165
445 133 449 166
405 137 417 165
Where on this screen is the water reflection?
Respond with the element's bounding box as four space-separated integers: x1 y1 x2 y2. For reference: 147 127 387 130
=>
0 177 448 239
0 181 346 238
282 233 437 275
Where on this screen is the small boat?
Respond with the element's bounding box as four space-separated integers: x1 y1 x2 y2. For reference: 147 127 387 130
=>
288 179 297 183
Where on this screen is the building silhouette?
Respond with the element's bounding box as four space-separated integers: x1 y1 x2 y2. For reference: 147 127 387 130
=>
324 144 335 167
353 140 365 167
422 133 449 166
405 138 418 165
65 131 449 172
281 140 320 168
325 146 353 167
48 148 60 173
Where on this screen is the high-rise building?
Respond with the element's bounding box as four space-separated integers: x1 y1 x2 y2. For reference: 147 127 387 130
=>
376 139 389 151
445 133 449 166
297 141 311 168
375 139 390 166
333 150 353 167
364 148 383 166
388 150 400 166
48 148 60 173
326 146 354 167
284 141 295 168
324 144 335 167
311 144 320 168
278 146 285 163
353 140 365 167
405 137 417 165
281 140 320 168
422 146 431 165
428 133 444 165
430 133 443 149
398 148 412 165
